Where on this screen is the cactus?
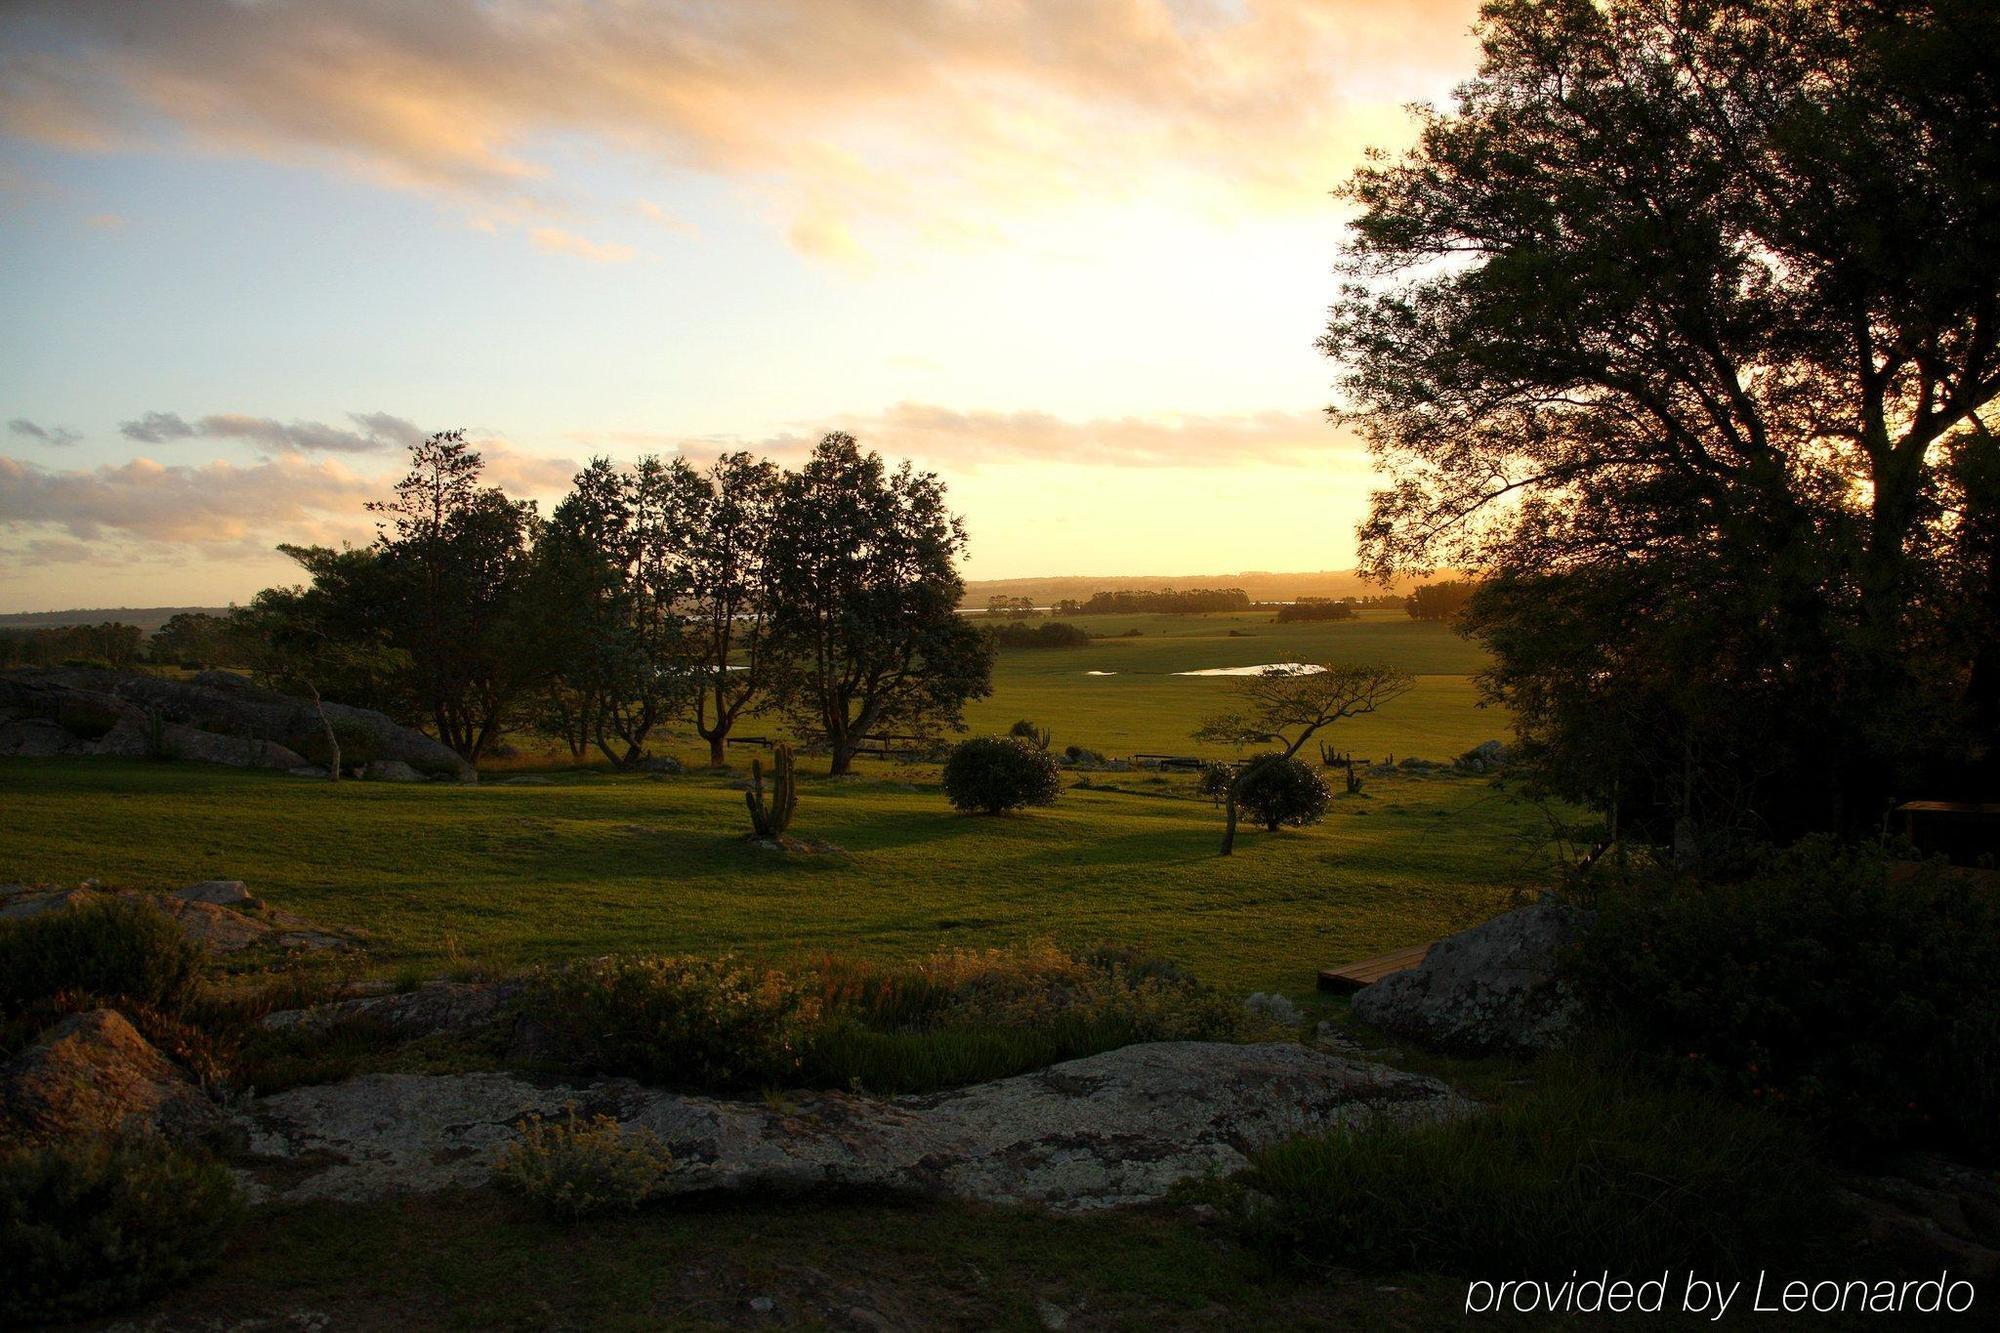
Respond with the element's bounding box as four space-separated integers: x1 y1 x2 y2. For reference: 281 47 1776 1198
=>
745 743 797 838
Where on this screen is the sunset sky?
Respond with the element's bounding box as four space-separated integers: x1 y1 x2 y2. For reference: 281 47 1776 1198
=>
0 0 1482 611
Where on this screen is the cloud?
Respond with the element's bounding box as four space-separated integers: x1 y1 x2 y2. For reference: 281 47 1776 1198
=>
0 453 381 546
635 200 698 236
750 403 1366 471
117 410 422 454
528 226 636 263
7 418 82 447
0 0 1480 263
83 210 126 230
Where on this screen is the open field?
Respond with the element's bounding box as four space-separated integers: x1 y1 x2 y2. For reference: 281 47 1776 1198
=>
968 610 1501 760
0 757 1550 999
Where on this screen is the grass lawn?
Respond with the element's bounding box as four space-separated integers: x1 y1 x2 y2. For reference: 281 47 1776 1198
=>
965 610 1503 761
1 757 1551 1000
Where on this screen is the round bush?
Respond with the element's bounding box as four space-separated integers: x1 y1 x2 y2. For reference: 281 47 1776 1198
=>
942 737 1063 814
0 1137 244 1323
0 897 204 1020
1233 755 1331 831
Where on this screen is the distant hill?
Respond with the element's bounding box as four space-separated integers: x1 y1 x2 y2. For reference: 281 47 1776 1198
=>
960 570 1420 607
0 607 229 636
0 573 1433 633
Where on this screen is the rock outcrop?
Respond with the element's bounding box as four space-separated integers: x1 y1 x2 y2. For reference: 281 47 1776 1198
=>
1350 900 1593 1053
0 666 474 781
0 1009 228 1146
262 980 520 1039
0 882 359 955
235 1041 1473 1209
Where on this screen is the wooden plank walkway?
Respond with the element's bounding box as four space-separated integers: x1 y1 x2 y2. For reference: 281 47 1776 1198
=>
1317 942 1434 994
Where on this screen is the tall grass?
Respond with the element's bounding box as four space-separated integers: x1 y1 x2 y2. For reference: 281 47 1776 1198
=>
1238 1055 1841 1276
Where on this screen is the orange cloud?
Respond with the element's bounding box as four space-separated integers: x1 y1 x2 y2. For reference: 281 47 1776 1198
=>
0 0 1481 262
528 226 637 263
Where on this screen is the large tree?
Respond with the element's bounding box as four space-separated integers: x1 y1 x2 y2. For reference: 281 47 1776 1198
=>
369 430 542 762
766 434 993 775
684 452 783 767
1327 0 2000 848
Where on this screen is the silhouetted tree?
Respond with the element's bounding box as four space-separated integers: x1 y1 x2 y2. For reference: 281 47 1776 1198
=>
1327 0 2000 845
369 431 541 762
684 452 782 767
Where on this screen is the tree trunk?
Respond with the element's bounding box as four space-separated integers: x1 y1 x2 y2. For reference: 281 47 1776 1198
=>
1219 787 1240 856
307 682 339 783
708 734 728 766
829 745 854 776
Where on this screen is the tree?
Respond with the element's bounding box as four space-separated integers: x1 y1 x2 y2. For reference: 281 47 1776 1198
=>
766 433 994 775
148 612 250 669
1405 580 1476 622
1193 664 1415 760
234 556 407 781
1194 663 1412 854
369 431 541 763
683 452 782 767
1326 0 2000 844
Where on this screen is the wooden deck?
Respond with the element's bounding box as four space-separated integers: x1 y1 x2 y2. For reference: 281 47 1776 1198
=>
1317 942 1434 994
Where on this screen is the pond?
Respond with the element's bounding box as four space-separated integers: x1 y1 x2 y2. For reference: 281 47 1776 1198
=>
1171 662 1326 677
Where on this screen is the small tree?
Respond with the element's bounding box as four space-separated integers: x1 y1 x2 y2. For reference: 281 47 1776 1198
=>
942 737 1062 815
1193 663 1412 854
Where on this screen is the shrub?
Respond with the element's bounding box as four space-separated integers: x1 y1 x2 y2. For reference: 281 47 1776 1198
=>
1232 754 1330 831
804 942 1244 1093
1062 744 1105 765
1238 1057 1838 1276
0 897 204 1020
523 955 822 1091
492 1108 676 1219
0 1137 245 1323
942 737 1063 814
1569 839 2000 1156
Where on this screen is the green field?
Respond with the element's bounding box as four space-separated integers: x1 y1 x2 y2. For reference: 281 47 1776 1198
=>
967 610 1502 761
1 757 1548 1000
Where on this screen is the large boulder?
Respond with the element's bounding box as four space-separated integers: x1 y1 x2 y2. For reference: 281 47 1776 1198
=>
235 1041 1473 1209
0 1009 228 1146
0 667 475 781
1350 900 1593 1053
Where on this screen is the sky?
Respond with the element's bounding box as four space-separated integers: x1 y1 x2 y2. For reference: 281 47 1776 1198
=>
0 0 1483 612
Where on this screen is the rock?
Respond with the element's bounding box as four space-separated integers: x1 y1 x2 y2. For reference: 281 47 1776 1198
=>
1350 900 1593 1053
1037 1299 1069 1330
288 765 331 778
748 1296 776 1314
0 716 92 757
498 774 553 785
0 666 475 781
639 756 683 775
177 879 253 906
0 1009 227 1146
1396 756 1439 771
1844 1153 2000 1280
1244 992 1304 1028
365 759 426 782
0 885 96 920
263 981 519 1039
1311 1021 1364 1056
233 1041 1472 1208
1455 740 1509 773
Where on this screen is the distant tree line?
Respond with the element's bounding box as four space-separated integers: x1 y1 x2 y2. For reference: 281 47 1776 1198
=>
0 623 145 669
984 595 1037 618
986 621 1091 650
1404 581 1476 623
1054 587 1251 616
137 430 992 775
1272 599 1356 624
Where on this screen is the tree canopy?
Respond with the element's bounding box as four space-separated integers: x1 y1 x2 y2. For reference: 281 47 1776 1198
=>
1328 0 2000 848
